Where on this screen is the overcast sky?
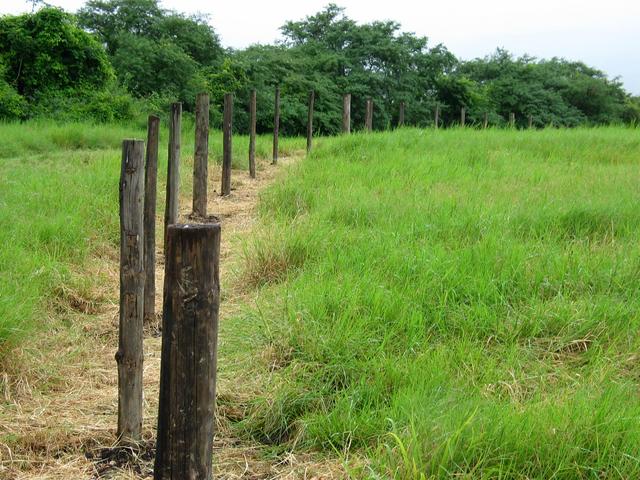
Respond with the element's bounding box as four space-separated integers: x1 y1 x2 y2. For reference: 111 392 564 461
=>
3 0 639 94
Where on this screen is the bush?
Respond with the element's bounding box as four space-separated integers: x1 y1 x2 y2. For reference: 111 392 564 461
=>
0 80 27 120
29 85 138 123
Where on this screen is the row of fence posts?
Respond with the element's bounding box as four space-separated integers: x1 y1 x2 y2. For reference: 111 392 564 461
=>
117 87 537 479
118 96 223 479
117 87 309 478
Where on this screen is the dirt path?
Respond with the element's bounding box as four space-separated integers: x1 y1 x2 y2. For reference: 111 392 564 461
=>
0 155 342 479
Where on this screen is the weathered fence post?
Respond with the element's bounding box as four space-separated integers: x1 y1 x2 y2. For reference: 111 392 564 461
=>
307 90 315 153
193 93 209 217
165 103 181 252
365 97 373 132
221 93 233 197
143 116 159 326
154 222 221 480
435 104 440 129
117 139 145 444
342 93 351 134
398 101 405 128
528 114 533 129
461 107 466 127
483 112 488 130
509 112 516 128
272 86 280 165
248 89 256 179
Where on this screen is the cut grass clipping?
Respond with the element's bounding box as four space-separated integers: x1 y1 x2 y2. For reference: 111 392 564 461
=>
238 127 640 478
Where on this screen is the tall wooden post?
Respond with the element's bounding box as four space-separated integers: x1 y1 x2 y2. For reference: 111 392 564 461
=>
272 86 280 165
483 112 488 130
193 93 209 217
154 223 221 480
117 139 145 444
528 115 533 129
461 107 466 127
398 101 405 128
435 104 440 129
221 93 233 197
365 97 373 132
165 103 181 251
143 116 159 326
306 90 315 153
509 112 516 128
248 90 256 179
342 93 351 134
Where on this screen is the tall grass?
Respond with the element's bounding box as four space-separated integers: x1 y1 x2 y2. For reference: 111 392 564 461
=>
0 120 304 351
239 127 640 477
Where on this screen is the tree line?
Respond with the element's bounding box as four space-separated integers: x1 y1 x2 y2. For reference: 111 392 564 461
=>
1 1 639 130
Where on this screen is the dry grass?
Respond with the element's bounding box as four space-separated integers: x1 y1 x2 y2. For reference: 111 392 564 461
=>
0 153 345 479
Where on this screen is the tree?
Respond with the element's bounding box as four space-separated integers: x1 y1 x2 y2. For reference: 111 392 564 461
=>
0 7 113 99
274 4 457 132
78 0 223 104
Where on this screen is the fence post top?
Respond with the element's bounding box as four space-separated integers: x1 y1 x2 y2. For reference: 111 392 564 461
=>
169 221 220 232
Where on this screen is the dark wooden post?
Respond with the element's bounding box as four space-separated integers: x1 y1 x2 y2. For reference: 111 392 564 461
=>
117 139 145 444
435 104 440 129
193 93 209 217
528 115 533 129
307 90 315 153
398 101 405 127
510 112 516 128
248 90 256 179
365 97 373 132
165 103 181 252
461 107 466 127
342 93 351 134
272 86 280 165
483 112 488 130
154 223 221 480
143 116 159 326
221 93 233 197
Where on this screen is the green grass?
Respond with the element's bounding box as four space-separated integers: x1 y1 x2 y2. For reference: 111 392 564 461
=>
237 127 640 477
3 120 640 477
0 120 303 351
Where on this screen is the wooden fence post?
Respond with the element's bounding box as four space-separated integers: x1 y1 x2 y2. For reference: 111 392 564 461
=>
398 101 405 128
461 107 466 127
342 93 351 134
248 90 256 179
483 112 488 130
117 139 145 444
154 223 221 480
193 93 209 217
528 114 533 129
143 116 159 326
307 90 315 153
435 104 440 129
221 93 233 197
272 86 280 165
509 112 515 128
365 97 373 132
165 103 181 252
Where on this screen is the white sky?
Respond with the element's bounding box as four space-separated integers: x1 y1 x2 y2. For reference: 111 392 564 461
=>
2 0 639 94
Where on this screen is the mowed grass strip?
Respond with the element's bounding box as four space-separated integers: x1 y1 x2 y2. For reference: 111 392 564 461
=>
238 127 640 478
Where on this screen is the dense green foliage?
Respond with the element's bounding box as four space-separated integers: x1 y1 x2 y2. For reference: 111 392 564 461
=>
0 7 139 122
239 127 640 477
458 50 632 127
78 0 224 104
0 2 638 127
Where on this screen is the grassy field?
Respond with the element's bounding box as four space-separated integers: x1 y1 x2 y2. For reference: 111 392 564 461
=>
235 127 640 477
0 120 303 351
2 123 640 478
